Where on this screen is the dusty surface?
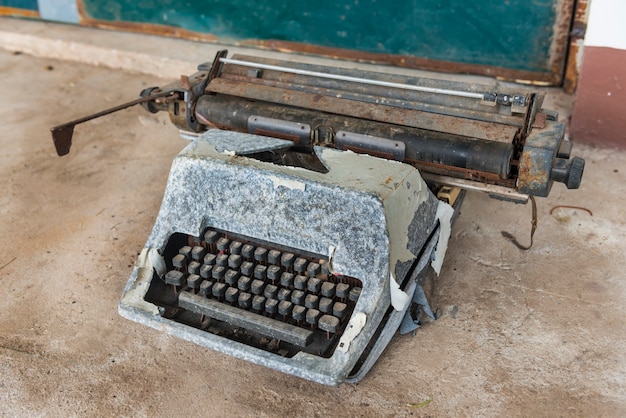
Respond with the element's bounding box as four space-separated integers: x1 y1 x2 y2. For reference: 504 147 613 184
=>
1 46 625 417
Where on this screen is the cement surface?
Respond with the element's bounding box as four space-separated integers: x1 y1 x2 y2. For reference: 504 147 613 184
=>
1 23 625 417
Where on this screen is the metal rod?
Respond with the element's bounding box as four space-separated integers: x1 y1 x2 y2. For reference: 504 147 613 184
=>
420 172 529 203
51 91 176 156
220 57 486 101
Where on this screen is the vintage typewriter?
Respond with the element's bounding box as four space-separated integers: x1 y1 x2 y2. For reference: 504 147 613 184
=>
52 50 584 385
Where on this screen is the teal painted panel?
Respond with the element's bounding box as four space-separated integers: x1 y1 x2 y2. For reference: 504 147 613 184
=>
83 0 559 73
0 0 38 10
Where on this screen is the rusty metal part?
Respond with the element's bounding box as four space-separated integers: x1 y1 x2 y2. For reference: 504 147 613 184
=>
563 0 590 93
195 93 516 179
219 72 527 141
206 78 518 143
547 0 577 87
517 120 583 196
50 90 177 156
420 172 528 203
221 55 531 126
220 57 488 101
501 196 537 250
532 113 547 129
549 205 593 216
49 49 586 198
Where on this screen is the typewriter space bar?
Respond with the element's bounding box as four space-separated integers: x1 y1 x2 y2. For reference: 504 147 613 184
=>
178 291 314 347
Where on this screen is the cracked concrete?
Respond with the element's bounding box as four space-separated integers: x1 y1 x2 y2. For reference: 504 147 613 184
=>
1 19 625 417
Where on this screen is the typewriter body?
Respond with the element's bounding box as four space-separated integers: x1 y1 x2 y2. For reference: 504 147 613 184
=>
52 51 584 385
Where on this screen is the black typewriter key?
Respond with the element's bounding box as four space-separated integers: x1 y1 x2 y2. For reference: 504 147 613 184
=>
199 280 212 296
280 272 294 288
291 290 305 306
254 247 268 263
211 265 226 281
165 270 184 286
305 294 319 309
292 305 306 322
252 295 265 311
333 302 348 319
306 262 321 278
349 287 362 302
178 246 192 260
241 244 255 260
265 298 278 315
191 246 206 262
254 265 267 280
267 265 282 282
320 281 336 298
203 253 217 266
204 230 219 245
294 257 307 273
319 297 333 313
306 309 321 326
318 315 340 334
229 241 243 255
228 254 243 269
251 279 265 295
172 254 186 269
307 277 322 294
225 287 239 303
199 264 213 279
216 253 229 267
277 288 291 301
212 282 227 298
188 261 201 275
294 275 307 290
224 269 240 286
281 252 295 269
216 237 230 252
336 283 350 299
240 261 254 277
187 274 202 289
263 284 278 299
238 292 252 309
278 300 293 317
237 275 252 291
268 250 281 265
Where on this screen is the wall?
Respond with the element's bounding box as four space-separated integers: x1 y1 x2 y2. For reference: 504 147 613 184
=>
570 0 626 148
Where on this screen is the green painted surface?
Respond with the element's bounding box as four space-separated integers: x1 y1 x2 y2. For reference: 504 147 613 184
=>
0 0 38 10
90 1 560 73
2 0 561 73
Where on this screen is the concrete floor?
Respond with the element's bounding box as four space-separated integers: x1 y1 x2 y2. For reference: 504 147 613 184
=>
1 20 625 417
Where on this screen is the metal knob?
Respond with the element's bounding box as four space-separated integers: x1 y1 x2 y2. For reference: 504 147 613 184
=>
551 156 585 189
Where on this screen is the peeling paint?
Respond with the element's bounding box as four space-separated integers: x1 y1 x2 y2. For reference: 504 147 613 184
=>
267 175 306 191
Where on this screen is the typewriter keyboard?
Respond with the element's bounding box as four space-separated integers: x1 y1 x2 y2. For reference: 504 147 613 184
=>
145 227 363 358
